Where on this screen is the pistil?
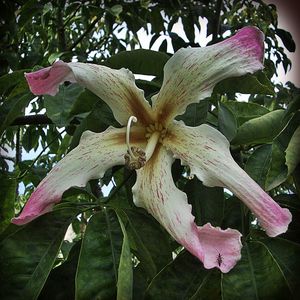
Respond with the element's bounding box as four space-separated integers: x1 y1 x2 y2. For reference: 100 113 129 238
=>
126 116 138 158
124 117 166 170
145 131 160 161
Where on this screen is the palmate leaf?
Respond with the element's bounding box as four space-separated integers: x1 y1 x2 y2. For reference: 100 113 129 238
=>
0 208 79 300
145 237 300 300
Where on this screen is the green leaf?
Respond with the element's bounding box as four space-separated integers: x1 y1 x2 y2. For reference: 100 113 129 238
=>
69 89 101 119
176 100 208 126
116 214 133 300
184 177 225 227
245 142 288 191
245 112 300 190
223 101 269 126
245 144 273 189
108 4 123 17
69 99 117 149
145 251 220 300
0 79 32 135
285 126 300 175
0 174 17 234
22 126 40 152
38 241 82 300
275 28 296 52
103 49 170 76
0 70 28 94
44 84 84 127
182 16 195 42
150 9 164 33
0 208 79 300
218 102 237 141
215 72 274 95
232 110 285 145
222 238 300 300
168 32 187 52
265 141 287 190
275 194 300 244
116 209 172 279
75 209 123 300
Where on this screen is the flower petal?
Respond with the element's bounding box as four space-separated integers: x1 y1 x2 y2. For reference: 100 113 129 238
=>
152 26 264 125
25 61 154 126
132 146 242 272
164 122 292 237
12 126 146 225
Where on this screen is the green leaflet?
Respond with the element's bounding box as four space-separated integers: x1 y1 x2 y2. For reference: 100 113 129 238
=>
103 49 170 77
0 174 17 234
232 109 285 145
222 238 300 300
0 208 79 300
75 209 123 300
44 84 84 127
117 213 133 300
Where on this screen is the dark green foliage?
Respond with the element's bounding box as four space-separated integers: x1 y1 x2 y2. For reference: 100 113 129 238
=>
0 208 79 300
0 1 299 299
75 210 123 300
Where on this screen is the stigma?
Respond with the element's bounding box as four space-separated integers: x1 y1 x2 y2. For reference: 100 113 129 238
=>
124 117 166 170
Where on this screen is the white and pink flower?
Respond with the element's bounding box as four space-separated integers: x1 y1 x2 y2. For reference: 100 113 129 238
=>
12 27 292 273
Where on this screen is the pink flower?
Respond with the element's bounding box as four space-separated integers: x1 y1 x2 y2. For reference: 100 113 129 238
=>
12 27 291 273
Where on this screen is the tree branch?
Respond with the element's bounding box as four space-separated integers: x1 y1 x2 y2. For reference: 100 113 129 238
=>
57 0 67 52
68 16 101 51
10 115 53 126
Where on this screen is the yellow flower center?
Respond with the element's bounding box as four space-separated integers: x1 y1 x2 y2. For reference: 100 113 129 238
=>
124 116 166 170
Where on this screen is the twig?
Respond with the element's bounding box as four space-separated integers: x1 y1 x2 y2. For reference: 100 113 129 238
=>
0 155 15 162
15 126 22 165
68 16 101 51
10 115 53 126
18 129 66 180
104 170 135 202
57 0 67 52
63 3 81 28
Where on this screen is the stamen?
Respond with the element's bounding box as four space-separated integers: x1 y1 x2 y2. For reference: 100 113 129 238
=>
126 116 137 158
145 131 160 160
124 118 166 169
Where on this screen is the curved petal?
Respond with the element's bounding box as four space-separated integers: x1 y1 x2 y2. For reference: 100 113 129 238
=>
12 126 146 225
152 26 264 125
132 146 242 272
164 122 292 237
25 61 154 126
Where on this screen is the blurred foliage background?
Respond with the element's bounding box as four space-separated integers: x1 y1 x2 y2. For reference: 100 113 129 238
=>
0 0 299 299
